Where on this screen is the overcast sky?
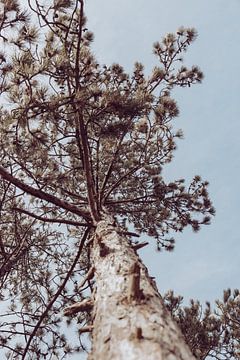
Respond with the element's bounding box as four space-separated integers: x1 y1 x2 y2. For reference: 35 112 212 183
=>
83 0 240 306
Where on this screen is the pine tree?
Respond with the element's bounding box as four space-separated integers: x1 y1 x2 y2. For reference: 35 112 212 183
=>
164 289 240 359
0 0 216 359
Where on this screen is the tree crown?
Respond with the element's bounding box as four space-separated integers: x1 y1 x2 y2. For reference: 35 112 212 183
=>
0 0 214 248
0 0 215 358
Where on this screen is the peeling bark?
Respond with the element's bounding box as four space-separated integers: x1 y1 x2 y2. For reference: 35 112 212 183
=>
88 219 195 360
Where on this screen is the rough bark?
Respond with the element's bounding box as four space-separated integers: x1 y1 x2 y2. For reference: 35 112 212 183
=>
88 219 196 360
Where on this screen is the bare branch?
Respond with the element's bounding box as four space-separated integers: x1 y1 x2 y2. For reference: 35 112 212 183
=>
132 241 149 251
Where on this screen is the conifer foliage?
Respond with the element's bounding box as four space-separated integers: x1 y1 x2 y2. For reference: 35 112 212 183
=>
0 0 219 359
164 289 240 359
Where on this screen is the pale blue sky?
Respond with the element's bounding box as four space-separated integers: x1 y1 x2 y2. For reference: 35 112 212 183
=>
84 0 240 305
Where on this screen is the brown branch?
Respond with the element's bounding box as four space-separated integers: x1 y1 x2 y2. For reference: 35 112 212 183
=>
74 121 85 170
99 133 125 200
78 325 93 334
118 231 140 238
0 166 91 222
103 166 140 203
75 0 84 91
21 227 90 360
13 207 91 227
76 110 100 222
68 1 100 222
132 241 149 251
78 266 95 290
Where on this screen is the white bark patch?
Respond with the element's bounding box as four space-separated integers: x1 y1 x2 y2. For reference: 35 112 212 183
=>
88 220 195 360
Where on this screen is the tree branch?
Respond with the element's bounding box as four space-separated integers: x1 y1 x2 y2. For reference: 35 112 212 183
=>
13 207 91 227
0 166 91 222
99 133 125 200
103 166 140 203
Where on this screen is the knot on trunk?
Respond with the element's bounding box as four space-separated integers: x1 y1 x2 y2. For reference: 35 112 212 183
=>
99 242 110 257
95 217 118 239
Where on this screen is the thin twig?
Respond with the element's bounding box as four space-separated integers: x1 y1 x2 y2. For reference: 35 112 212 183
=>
13 207 91 227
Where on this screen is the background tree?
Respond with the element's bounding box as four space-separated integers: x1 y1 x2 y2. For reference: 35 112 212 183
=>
164 289 240 359
0 0 220 359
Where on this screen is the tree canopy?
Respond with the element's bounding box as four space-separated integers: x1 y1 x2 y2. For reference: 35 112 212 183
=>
0 0 229 359
164 289 240 359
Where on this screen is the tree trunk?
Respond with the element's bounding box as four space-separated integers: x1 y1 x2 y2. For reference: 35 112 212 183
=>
88 219 195 360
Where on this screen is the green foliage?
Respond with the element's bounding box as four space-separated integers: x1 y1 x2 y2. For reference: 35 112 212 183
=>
164 289 240 359
0 0 216 358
